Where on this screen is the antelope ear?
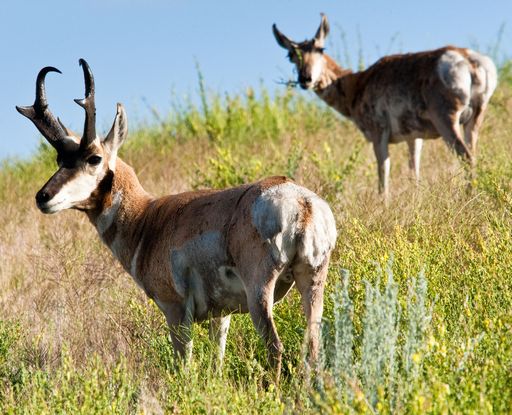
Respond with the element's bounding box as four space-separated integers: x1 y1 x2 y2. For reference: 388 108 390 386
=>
314 13 330 48
103 103 128 168
272 24 294 50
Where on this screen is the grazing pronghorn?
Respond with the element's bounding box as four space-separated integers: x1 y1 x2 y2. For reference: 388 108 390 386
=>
273 14 497 199
17 60 337 380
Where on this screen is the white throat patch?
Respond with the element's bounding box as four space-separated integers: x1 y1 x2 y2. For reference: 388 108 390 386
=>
97 191 123 235
310 55 325 87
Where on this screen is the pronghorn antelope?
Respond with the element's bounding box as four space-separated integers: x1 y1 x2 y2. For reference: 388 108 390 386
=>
273 14 497 199
17 60 337 379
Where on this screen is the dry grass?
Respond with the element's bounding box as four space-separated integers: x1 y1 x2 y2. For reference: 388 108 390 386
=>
1 82 511 413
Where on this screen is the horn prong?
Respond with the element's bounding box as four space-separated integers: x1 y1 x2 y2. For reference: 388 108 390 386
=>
74 98 86 108
75 58 97 148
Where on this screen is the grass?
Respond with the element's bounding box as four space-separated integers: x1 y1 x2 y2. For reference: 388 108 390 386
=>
1 66 512 413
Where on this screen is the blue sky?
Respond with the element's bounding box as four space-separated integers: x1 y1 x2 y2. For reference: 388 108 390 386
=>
2 0 511 161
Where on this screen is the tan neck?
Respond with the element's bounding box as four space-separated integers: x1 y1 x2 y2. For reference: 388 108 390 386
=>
314 54 356 118
87 159 153 271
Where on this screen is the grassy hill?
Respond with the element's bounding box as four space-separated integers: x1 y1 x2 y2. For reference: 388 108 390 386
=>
1 67 512 413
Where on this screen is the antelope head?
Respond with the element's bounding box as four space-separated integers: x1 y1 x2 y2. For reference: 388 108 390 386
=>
273 13 330 90
17 60 128 214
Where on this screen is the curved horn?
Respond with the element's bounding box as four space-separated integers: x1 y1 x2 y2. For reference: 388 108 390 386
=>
74 58 97 148
16 67 69 152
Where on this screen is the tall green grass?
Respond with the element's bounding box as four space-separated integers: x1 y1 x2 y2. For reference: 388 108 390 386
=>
1 64 512 413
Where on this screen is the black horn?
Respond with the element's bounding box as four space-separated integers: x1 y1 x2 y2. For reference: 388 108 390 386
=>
74 58 97 148
16 67 70 152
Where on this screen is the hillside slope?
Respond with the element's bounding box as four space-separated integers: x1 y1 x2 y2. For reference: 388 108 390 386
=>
1 78 512 413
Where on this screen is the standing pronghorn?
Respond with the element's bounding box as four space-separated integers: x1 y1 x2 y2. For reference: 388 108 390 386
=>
273 14 497 199
17 60 337 380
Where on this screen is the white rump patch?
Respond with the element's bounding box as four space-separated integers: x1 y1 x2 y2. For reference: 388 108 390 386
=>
466 49 498 103
437 50 471 104
251 183 336 269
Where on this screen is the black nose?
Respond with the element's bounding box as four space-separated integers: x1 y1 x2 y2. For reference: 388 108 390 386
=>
35 190 50 205
299 75 312 83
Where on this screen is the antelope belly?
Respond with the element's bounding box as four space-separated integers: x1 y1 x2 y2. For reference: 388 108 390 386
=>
170 231 248 319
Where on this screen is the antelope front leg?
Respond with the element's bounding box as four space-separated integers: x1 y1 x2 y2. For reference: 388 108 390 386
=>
159 298 194 364
407 138 423 185
209 315 231 370
372 134 390 202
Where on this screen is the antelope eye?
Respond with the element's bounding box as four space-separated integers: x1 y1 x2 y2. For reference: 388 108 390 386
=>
87 155 102 165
